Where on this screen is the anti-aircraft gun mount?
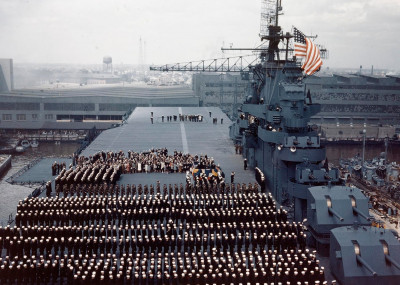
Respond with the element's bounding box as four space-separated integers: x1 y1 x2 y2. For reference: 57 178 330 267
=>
330 225 400 284
307 185 372 256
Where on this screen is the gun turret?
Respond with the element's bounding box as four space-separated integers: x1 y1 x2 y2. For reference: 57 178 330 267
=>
356 255 377 277
352 207 371 221
328 207 344 222
385 254 400 270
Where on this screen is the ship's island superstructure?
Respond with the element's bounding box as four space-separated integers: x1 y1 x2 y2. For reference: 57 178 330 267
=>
150 1 400 283
0 0 399 284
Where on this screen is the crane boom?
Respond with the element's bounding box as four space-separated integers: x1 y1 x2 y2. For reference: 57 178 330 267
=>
149 55 259 73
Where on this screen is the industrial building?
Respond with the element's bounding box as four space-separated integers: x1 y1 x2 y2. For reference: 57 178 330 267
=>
0 57 198 132
306 74 400 126
0 86 198 131
192 73 247 117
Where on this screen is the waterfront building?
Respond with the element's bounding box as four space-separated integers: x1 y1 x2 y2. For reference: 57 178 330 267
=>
192 73 246 117
0 85 198 132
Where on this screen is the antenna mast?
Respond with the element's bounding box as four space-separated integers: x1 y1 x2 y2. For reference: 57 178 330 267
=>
260 0 282 38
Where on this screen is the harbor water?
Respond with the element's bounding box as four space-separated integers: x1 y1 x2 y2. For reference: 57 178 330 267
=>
0 142 80 225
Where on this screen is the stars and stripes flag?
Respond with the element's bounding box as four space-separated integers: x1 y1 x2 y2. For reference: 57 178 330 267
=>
293 26 322 76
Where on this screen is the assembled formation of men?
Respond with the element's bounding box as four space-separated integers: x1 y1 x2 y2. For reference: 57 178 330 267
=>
155 112 225 125
0 147 327 284
53 149 219 188
159 114 204 123
0 184 323 284
51 162 66 176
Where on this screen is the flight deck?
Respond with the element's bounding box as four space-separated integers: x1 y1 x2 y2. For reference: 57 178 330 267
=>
82 106 256 186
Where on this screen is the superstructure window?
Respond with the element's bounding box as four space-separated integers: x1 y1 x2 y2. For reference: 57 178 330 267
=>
16 114 26 121
99 104 135 111
2 114 12 121
44 103 95 111
32 114 39 120
45 114 53 120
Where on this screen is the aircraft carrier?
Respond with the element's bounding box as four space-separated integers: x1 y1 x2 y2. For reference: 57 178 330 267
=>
0 106 327 284
1 1 400 284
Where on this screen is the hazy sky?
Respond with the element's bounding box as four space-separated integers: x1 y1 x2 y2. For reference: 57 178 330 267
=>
0 0 399 70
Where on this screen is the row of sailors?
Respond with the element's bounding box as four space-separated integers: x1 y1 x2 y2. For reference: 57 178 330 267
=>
54 164 122 187
1 230 306 258
16 199 279 219
178 114 203 122
15 198 284 225
19 191 274 211
159 114 204 123
54 182 261 198
51 161 66 176
0 232 305 257
2 220 305 243
21 187 275 204
2 248 313 269
0 249 326 284
15 197 282 227
15 207 288 227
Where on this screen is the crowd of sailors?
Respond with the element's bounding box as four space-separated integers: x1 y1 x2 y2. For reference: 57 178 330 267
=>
0 183 327 284
155 114 204 123
51 149 228 202
151 111 224 124
83 149 215 174
51 162 67 176
0 147 329 283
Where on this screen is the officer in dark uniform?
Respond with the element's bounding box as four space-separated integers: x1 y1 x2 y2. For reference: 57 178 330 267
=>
46 181 52 198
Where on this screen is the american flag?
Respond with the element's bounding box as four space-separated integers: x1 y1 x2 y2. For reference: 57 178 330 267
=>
293 27 322 76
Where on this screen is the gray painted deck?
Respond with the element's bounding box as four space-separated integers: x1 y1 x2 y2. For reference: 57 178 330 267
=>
12 157 72 184
82 107 256 185
1 107 256 224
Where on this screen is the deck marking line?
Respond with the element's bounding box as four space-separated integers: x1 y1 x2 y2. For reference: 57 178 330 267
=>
179 107 189 153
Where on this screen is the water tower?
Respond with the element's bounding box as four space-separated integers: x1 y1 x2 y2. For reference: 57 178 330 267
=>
103 56 113 73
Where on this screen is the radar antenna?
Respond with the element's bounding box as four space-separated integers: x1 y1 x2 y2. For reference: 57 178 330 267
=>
260 0 282 39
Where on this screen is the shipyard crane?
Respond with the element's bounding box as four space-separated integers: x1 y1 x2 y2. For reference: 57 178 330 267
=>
149 55 259 117
149 55 258 73
150 0 327 75
149 0 328 120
